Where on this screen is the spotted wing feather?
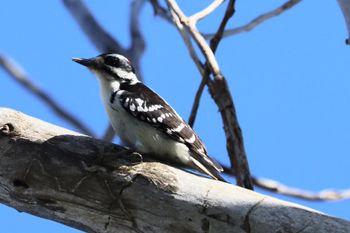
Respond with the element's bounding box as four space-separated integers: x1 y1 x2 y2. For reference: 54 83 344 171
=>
113 83 223 173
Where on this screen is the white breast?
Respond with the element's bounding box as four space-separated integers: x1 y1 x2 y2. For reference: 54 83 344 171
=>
98 78 192 165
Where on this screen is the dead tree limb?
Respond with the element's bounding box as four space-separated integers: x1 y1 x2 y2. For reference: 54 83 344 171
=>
1 107 350 233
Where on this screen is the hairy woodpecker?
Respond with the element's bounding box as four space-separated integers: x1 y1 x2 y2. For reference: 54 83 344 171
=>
72 53 224 181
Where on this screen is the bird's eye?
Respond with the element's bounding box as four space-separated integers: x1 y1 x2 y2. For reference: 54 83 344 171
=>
105 56 121 67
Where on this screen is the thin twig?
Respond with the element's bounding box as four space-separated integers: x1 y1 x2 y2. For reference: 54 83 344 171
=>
168 5 207 127
209 0 235 52
188 78 207 127
0 55 95 136
63 0 125 53
169 10 205 76
190 0 225 23
128 0 146 79
337 0 350 45
168 7 206 127
253 177 350 201
221 164 350 201
130 0 146 55
187 0 235 127
167 0 222 77
149 0 173 23
204 0 302 39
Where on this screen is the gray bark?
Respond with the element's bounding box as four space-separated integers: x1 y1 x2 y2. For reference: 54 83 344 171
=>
0 107 349 233
338 0 350 44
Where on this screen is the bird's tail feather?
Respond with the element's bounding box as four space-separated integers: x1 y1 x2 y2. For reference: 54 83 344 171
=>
190 153 226 182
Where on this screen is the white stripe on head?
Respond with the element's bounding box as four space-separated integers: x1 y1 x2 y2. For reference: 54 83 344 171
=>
111 67 139 84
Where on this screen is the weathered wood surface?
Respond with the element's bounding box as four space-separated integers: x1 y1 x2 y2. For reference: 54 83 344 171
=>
0 107 349 233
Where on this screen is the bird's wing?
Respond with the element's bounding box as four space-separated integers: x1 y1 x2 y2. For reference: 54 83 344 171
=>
111 83 223 174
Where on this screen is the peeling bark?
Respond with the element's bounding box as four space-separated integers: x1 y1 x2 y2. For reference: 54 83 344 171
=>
0 107 349 233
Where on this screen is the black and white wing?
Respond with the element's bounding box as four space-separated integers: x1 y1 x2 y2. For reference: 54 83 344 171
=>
112 83 223 179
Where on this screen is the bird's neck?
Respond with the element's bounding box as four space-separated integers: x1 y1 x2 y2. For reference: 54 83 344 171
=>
94 73 120 105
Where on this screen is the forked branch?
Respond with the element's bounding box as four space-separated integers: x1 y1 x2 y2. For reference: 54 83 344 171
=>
165 0 253 189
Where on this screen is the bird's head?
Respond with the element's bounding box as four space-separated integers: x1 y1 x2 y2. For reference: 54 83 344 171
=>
72 53 139 85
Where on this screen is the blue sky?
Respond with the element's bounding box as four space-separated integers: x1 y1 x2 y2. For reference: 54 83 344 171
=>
0 1 349 232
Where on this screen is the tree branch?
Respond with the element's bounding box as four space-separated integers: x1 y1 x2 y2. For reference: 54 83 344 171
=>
204 0 302 39
165 0 253 189
189 0 225 23
209 0 235 53
128 0 146 78
167 0 222 77
130 0 146 54
150 0 173 23
1 107 350 233
188 77 206 127
221 165 350 201
169 8 205 75
337 0 350 45
188 0 235 127
0 54 94 136
252 176 350 201
62 0 125 53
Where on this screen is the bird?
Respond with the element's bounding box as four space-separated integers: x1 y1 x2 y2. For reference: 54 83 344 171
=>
72 53 225 181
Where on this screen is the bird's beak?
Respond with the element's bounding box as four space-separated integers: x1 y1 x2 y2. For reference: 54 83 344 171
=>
72 57 96 68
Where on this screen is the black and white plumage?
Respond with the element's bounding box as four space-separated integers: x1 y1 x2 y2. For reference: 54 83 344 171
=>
72 53 224 181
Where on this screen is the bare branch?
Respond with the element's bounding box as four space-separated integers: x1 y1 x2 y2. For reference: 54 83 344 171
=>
338 0 350 44
128 0 146 78
149 0 173 23
202 0 255 190
154 0 320 195
188 0 235 127
166 0 253 189
253 177 350 201
0 54 94 136
189 0 225 23
167 7 207 127
169 10 205 75
188 77 206 127
204 0 302 39
167 0 222 78
130 0 146 55
1 107 350 233
220 164 350 201
208 77 253 189
209 0 235 53
63 0 125 53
